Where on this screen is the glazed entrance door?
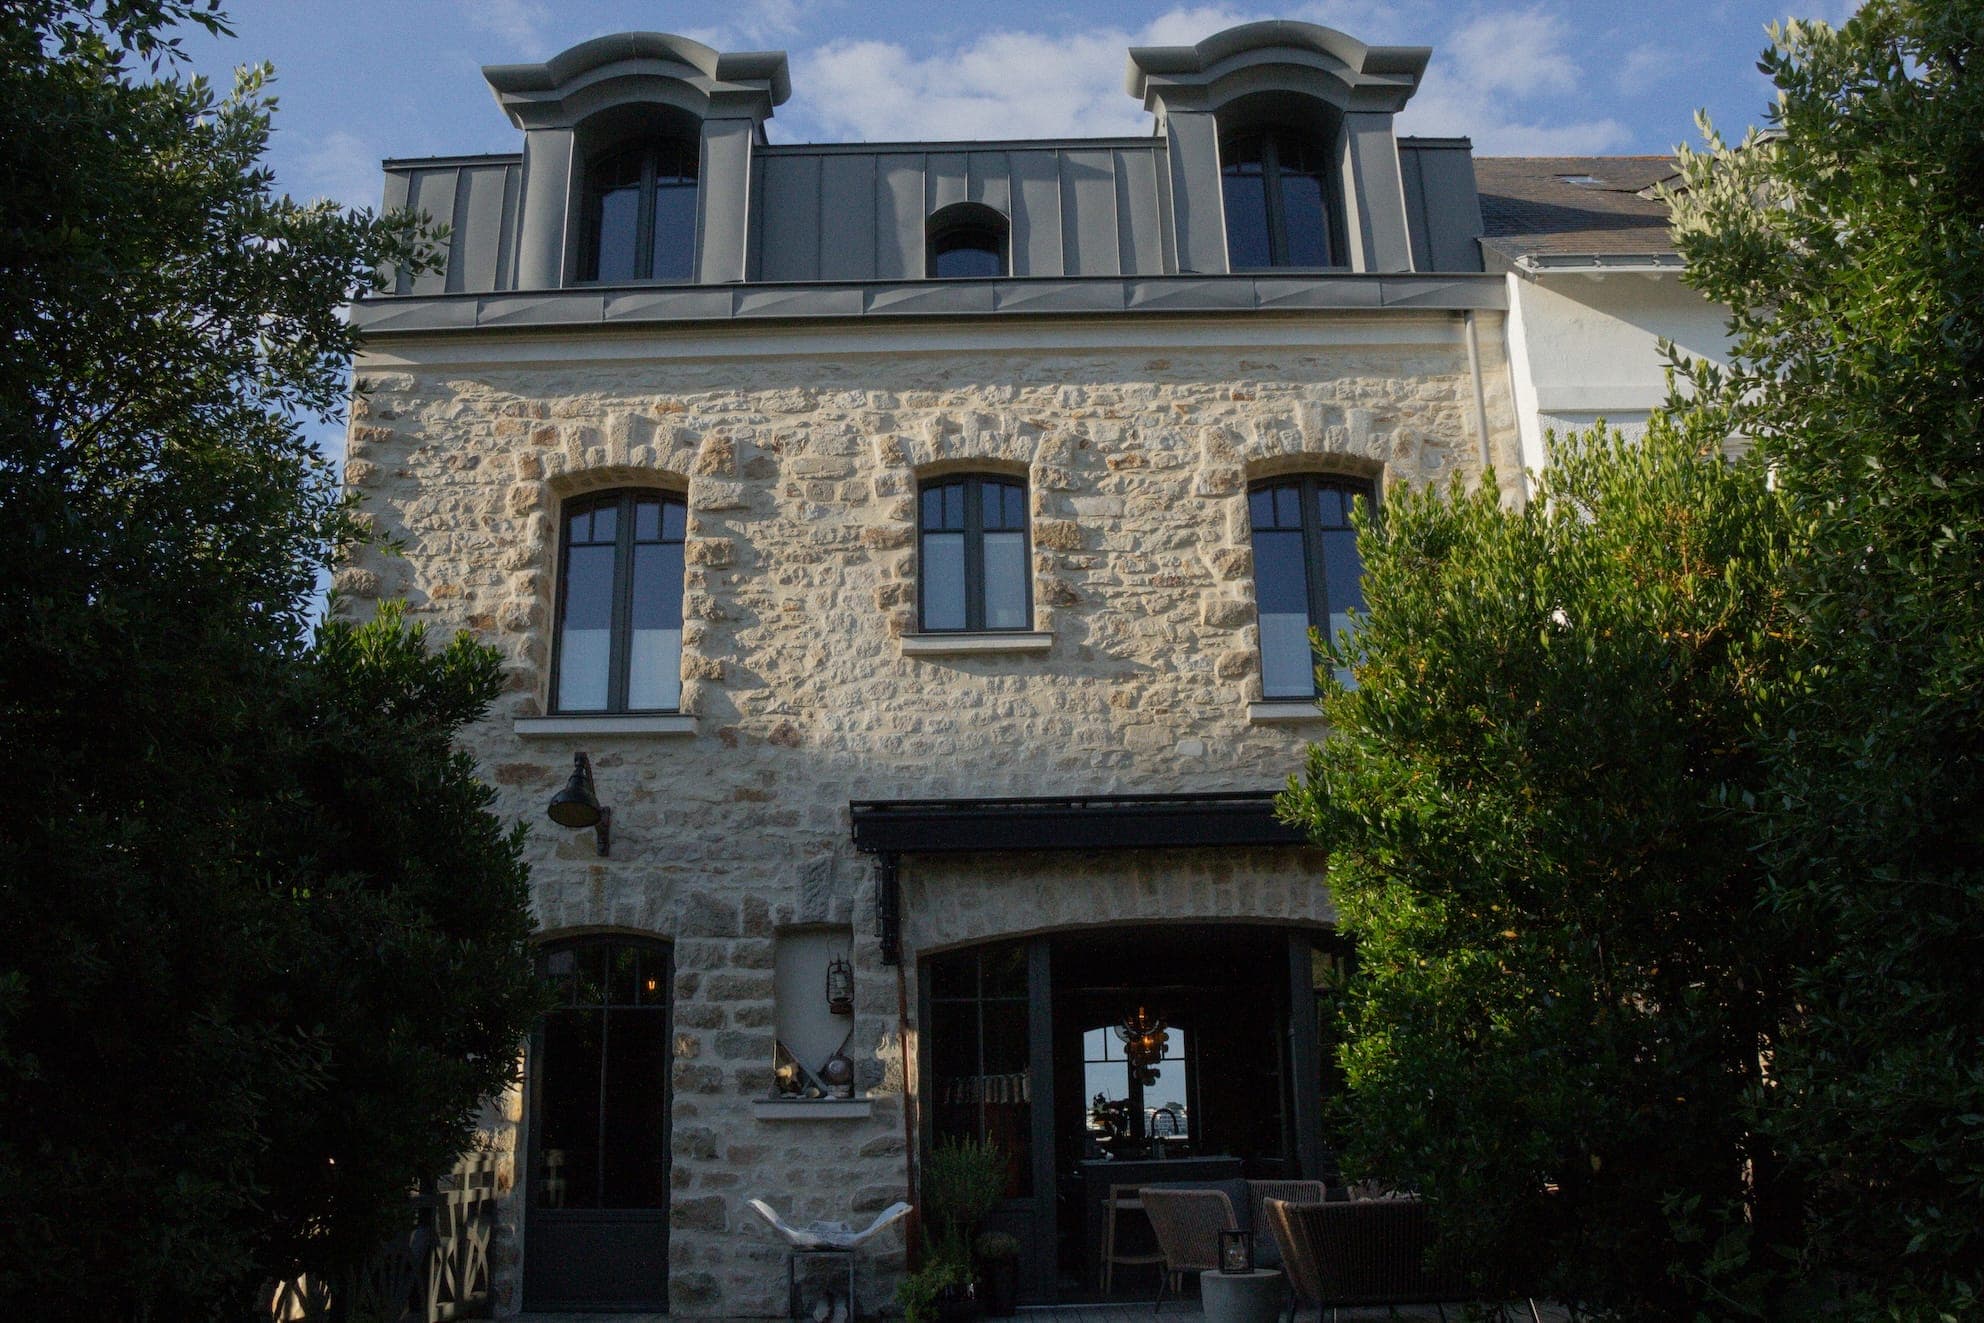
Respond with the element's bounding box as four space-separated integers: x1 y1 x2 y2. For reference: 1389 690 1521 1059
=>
524 937 672 1312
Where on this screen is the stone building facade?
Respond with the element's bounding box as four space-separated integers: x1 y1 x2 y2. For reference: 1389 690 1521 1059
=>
341 19 1549 1319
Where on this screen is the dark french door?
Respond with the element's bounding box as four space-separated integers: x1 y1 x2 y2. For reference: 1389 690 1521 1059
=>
524 936 673 1312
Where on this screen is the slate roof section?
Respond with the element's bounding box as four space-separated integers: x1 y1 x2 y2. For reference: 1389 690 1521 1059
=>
1474 155 1681 269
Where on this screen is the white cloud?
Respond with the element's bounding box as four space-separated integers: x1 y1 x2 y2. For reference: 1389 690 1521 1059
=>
787 8 1268 143
1446 8 1577 97
1396 7 1627 156
1615 43 1668 96
292 129 385 212
459 0 549 57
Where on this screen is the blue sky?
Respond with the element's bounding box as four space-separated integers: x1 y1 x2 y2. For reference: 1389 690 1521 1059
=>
180 1 1855 215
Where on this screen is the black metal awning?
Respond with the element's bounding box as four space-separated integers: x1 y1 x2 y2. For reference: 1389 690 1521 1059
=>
848 791 1306 855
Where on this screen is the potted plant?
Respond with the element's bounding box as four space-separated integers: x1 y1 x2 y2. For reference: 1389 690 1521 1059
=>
897 1257 968 1323
920 1136 1006 1321
973 1232 1021 1317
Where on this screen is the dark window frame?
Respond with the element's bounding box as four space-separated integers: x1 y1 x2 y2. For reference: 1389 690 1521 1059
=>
915 473 1033 634
1221 128 1340 270
1248 473 1374 698
550 488 687 714
577 139 699 284
925 204 1011 279
530 934 673 1212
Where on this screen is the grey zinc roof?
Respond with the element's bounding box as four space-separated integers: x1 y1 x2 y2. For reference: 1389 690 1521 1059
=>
1474 155 1680 268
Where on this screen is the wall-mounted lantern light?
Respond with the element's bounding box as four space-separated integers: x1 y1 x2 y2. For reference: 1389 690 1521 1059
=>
826 955 854 1016
547 752 611 856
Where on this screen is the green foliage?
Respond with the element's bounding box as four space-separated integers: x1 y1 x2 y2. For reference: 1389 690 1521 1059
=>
1666 2 1984 1313
1280 423 1798 1317
0 4 536 1319
896 1257 970 1323
924 1135 1006 1269
973 1231 1021 1262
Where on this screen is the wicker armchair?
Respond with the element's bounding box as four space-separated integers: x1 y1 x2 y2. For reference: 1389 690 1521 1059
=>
1138 1186 1238 1311
1244 1181 1326 1268
1263 1197 1542 1323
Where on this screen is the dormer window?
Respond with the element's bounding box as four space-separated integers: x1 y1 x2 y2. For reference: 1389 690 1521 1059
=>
579 140 698 284
927 204 1009 279
1221 129 1334 270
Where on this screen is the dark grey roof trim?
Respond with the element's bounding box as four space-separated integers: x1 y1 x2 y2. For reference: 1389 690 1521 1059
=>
350 272 1507 335
382 153 523 171
484 32 791 104
849 792 1309 854
759 137 1163 155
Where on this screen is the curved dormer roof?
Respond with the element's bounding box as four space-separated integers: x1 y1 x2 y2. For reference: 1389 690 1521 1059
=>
484 32 790 130
1125 20 1431 117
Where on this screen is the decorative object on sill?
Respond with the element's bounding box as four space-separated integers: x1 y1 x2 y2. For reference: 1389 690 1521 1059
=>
748 1197 913 1250
546 751 611 856
826 954 854 1016
1219 1228 1255 1275
775 1038 837 1100
1116 1005 1169 1084
821 1050 855 1100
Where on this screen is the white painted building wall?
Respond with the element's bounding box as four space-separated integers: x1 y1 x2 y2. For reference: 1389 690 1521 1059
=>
1503 269 1731 479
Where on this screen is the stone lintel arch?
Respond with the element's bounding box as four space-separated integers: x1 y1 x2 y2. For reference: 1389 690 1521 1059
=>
900 846 1334 958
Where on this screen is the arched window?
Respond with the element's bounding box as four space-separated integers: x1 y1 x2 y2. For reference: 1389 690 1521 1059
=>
919 474 1030 632
926 204 1009 279
579 140 698 283
553 489 686 713
1250 475 1371 697
1221 129 1335 270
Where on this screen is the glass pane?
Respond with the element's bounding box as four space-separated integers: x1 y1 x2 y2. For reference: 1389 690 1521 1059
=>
1321 528 1365 615
945 483 964 528
921 486 944 529
922 532 966 631
590 503 616 542
981 943 1028 998
557 544 615 712
1256 524 1315 698
1144 1027 1190 1124
1275 486 1300 526
1252 529 1308 615
627 543 683 711
534 1008 602 1209
593 184 641 284
930 999 980 1141
635 498 660 541
662 499 686 541
1004 483 1025 528
600 1007 670 1208
607 944 641 1006
1316 486 1348 527
935 243 1001 278
637 952 668 1006
982 531 1027 630
1223 170 1273 271
1260 613 1316 699
928 951 976 1001
980 1000 1033 1195
1280 170 1332 266
1249 488 1275 529
650 181 697 281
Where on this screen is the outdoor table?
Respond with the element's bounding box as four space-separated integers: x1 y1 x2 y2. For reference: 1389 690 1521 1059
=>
1199 1268 1283 1323
785 1245 855 1320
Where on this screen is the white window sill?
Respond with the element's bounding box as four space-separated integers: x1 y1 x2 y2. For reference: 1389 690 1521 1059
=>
899 631 1053 657
1248 701 1326 725
752 1098 873 1121
514 714 697 737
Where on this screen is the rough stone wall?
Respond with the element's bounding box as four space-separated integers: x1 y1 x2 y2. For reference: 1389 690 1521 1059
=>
338 315 1519 1318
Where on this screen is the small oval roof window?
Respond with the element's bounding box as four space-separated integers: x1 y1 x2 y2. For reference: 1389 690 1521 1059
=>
927 204 1008 279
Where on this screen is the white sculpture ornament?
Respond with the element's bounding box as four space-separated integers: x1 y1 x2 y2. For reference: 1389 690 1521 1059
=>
747 1198 913 1250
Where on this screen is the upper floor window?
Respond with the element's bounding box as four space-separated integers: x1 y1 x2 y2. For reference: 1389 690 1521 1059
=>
554 490 686 713
579 140 697 283
1222 129 1334 270
927 204 1009 279
919 474 1029 633
1250 475 1370 698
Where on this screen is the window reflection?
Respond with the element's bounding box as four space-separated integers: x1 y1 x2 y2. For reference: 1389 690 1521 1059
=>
918 475 1030 632
1249 476 1371 697
1221 129 1335 270
580 140 698 284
